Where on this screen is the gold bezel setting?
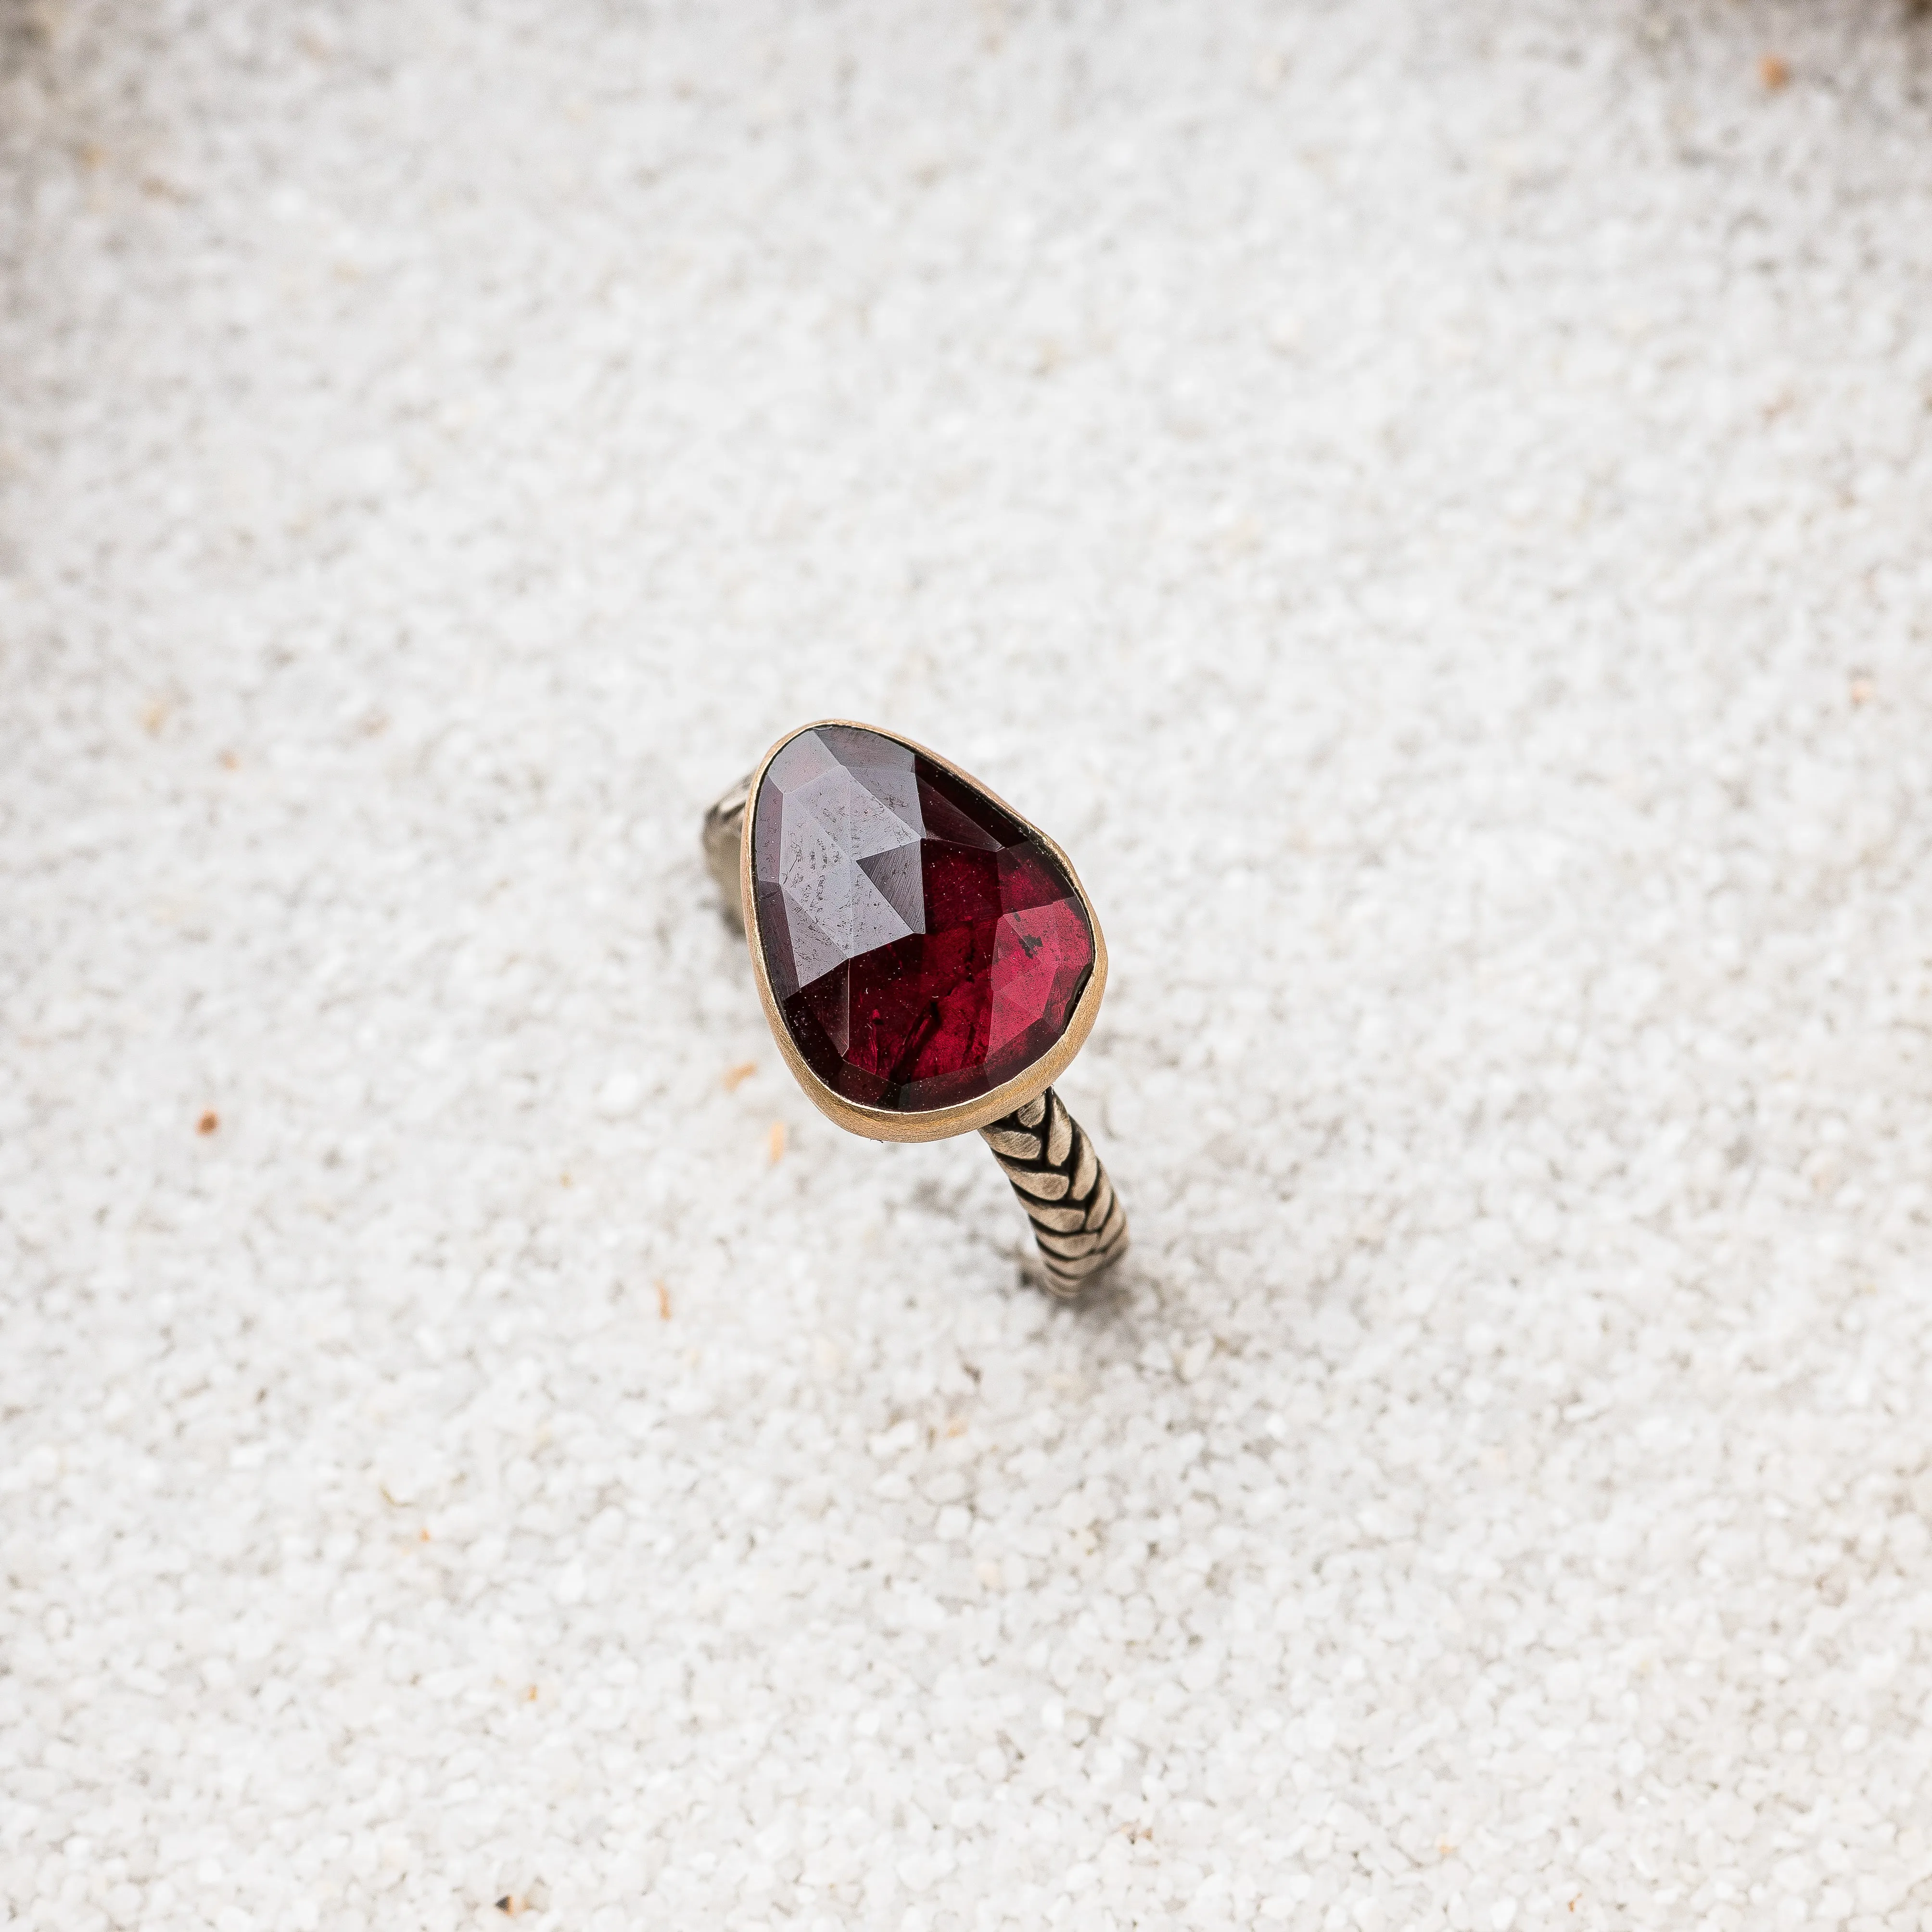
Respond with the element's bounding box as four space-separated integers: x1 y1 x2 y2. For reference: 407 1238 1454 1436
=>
739 720 1108 1144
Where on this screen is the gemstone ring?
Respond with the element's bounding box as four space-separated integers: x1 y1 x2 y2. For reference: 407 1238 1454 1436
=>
702 720 1128 1296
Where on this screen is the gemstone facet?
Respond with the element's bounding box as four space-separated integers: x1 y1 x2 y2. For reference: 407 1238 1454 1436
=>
750 725 1095 1113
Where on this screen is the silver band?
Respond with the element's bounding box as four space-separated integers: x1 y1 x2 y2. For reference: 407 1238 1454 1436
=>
979 1087 1128 1296
703 771 1128 1295
702 774 751 932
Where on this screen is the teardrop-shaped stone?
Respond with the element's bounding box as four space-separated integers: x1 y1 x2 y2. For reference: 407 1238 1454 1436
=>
750 724 1095 1112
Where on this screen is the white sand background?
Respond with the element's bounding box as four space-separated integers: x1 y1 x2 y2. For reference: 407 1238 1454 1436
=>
4 1 1932 1927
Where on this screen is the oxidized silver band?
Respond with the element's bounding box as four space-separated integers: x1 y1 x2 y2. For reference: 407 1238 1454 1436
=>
703 737 1128 1297
976 1085 1128 1295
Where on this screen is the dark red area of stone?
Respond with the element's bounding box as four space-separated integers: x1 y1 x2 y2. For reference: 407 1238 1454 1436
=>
750 725 1095 1112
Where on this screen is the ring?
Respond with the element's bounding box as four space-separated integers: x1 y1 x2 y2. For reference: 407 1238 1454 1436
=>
702 720 1129 1296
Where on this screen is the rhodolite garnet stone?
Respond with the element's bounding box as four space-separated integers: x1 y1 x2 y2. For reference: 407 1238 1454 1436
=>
750 725 1096 1114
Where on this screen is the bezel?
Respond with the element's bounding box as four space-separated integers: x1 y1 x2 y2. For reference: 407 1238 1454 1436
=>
739 719 1108 1144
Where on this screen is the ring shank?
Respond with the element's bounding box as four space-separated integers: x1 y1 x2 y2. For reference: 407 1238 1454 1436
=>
702 772 751 933
979 1087 1129 1296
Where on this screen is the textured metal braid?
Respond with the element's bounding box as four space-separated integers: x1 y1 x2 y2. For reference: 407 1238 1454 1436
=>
980 1087 1129 1296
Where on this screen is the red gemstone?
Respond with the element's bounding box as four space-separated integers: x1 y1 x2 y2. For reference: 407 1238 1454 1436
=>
750 725 1095 1112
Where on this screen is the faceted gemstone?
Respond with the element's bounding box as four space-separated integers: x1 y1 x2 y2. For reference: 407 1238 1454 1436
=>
750 724 1095 1112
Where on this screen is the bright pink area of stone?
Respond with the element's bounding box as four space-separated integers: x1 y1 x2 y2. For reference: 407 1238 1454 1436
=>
751 725 1094 1112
